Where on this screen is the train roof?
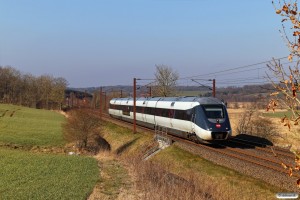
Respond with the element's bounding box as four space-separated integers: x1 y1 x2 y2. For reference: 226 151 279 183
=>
110 96 224 105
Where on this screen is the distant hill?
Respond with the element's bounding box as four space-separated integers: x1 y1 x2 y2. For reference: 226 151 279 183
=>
68 84 273 104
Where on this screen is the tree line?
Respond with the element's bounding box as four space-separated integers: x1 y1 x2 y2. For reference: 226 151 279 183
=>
0 66 67 110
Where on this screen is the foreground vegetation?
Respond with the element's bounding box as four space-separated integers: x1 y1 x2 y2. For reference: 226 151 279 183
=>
0 104 65 147
0 103 289 199
95 121 282 199
0 104 99 200
0 149 98 200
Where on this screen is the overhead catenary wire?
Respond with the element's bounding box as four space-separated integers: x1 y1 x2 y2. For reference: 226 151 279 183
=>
179 56 289 81
129 55 297 88
178 56 300 87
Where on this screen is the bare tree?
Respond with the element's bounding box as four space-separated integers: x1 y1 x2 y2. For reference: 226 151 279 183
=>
20 73 38 107
63 109 101 151
269 0 300 188
153 65 179 97
50 77 68 110
268 1 300 130
236 107 279 143
0 66 21 104
0 66 67 109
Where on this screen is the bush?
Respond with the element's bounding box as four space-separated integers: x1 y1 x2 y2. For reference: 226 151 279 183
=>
63 109 105 153
236 108 280 142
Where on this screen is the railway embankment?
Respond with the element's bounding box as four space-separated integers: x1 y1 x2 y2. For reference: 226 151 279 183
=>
89 120 287 199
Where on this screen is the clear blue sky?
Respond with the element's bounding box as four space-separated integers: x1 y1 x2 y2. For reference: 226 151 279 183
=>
0 0 289 87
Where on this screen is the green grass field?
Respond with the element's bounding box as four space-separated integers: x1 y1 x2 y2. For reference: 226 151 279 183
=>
0 149 98 200
263 110 294 118
0 104 65 147
0 104 99 199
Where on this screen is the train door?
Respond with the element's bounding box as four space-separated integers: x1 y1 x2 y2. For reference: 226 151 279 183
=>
142 101 147 122
144 100 155 125
191 103 196 133
169 109 174 128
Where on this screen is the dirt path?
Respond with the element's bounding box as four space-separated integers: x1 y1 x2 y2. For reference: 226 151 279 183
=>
88 152 139 200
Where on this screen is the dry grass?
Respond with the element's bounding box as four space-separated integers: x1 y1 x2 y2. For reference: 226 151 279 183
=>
90 151 229 200
227 108 245 136
90 138 278 199
228 107 300 151
89 152 134 200
122 155 226 200
267 115 300 151
89 116 283 200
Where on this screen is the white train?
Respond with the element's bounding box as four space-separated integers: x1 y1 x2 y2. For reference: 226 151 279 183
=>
108 96 232 142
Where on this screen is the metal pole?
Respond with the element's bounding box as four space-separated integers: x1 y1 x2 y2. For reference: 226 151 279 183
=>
93 92 96 109
103 92 106 112
213 79 216 97
120 90 122 98
148 86 152 97
133 78 137 133
71 93 73 107
100 87 102 119
84 90 87 107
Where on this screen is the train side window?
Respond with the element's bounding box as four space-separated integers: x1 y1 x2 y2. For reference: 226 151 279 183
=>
186 109 192 121
145 107 150 115
139 107 144 113
156 108 162 116
136 106 144 113
174 110 179 119
148 107 153 115
151 108 155 115
175 110 184 120
169 109 174 118
161 109 167 117
164 109 168 118
145 107 154 115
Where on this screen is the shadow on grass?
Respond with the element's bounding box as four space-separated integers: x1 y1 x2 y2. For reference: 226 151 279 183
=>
211 134 274 149
115 138 139 155
1 110 9 117
95 136 111 152
234 134 273 146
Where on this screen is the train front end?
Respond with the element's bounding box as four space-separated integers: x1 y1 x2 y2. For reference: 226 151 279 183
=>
193 99 232 141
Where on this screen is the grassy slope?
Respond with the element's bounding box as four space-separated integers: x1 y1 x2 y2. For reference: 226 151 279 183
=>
0 104 65 147
0 104 99 200
153 146 279 199
102 122 282 199
102 122 152 155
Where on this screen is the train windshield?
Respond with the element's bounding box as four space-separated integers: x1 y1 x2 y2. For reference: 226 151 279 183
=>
202 105 224 119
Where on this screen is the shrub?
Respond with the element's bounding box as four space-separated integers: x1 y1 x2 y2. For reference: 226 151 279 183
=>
236 108 280 142
63 109 104 153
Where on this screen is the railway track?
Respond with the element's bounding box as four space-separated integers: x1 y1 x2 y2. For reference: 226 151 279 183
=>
229 137 294 158
172 136 300 178
95 111 300 183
